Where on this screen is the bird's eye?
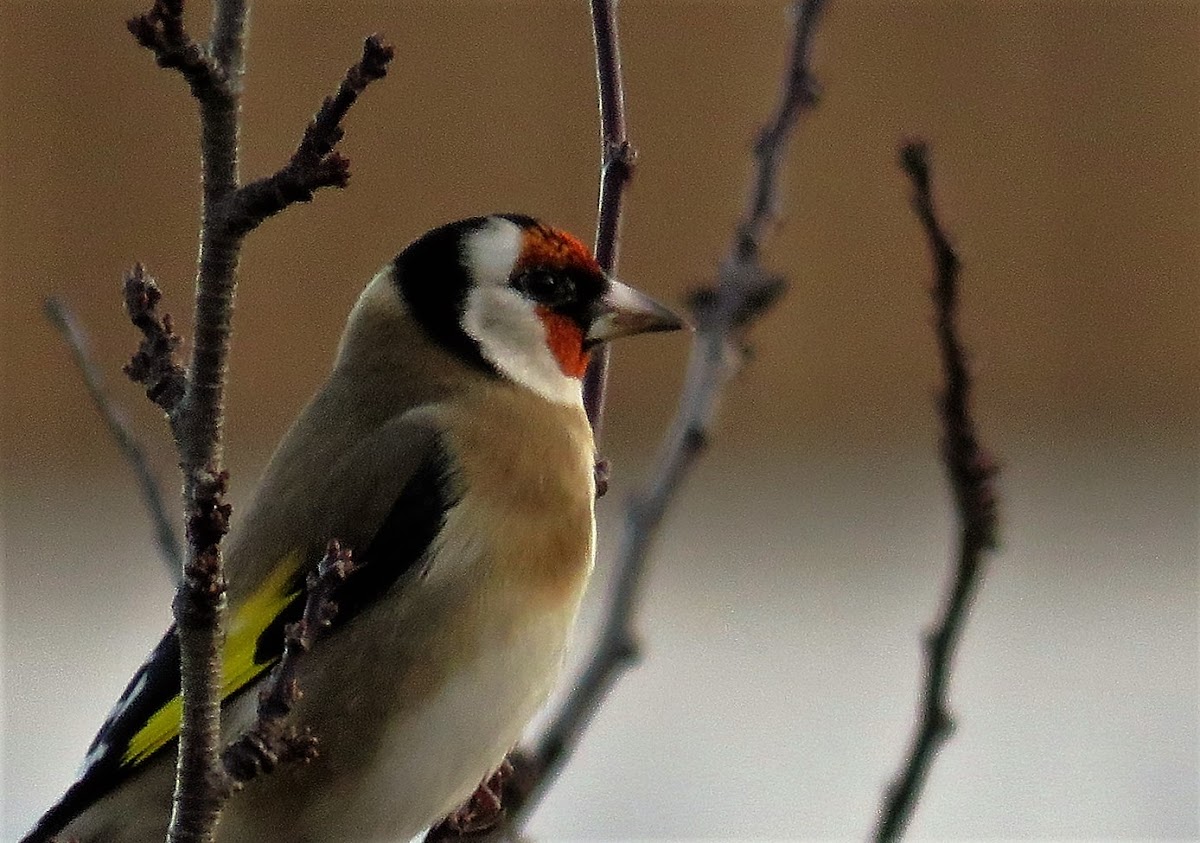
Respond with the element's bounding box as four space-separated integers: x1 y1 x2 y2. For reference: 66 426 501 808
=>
516 270 575 307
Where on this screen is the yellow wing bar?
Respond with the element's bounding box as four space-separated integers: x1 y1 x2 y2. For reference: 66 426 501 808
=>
122 555 303 766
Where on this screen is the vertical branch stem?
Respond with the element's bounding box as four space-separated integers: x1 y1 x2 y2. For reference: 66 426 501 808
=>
732 0 822 265
121 5 390 843
167 2 248 841
582 0 635 437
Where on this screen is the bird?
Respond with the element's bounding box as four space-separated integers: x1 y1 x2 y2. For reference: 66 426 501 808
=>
22 213 684 843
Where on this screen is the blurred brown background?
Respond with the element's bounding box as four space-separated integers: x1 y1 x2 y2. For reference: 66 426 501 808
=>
2 1 1197 840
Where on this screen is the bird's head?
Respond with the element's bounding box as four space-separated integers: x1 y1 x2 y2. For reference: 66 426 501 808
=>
391 214 685 405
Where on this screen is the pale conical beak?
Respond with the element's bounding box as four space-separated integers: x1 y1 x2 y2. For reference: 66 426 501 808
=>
585 279 687 347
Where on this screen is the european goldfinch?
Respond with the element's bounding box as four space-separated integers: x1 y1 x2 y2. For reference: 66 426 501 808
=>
23 214 683 843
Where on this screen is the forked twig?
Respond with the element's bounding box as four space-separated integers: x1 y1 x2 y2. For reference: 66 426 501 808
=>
44 296 183 579
872 141 1000 842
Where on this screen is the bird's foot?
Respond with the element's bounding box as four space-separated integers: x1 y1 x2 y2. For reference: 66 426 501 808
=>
436 759 514 836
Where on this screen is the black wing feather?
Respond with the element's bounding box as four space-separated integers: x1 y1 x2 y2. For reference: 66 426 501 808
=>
21 626 181 843
253 437 457 661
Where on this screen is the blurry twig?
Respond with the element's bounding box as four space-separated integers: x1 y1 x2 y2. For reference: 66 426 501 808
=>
44 296 183 580
486 1 827 835
872 141 1000 843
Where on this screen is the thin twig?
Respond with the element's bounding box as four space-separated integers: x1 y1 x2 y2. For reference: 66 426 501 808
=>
581 0 636 441
222 541 357 790
231 35 395 237
208 0 247 73
490 1 826 833
44 296 183 580
872 141 1000 843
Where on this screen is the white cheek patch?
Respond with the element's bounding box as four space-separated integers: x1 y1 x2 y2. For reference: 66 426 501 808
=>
463 284 583 407
462 217 523 287
459 216 583 407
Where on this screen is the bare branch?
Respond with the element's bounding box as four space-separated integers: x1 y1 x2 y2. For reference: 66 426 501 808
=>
166 60 242 836
127 0 248 806
127 0 227 101
127 0 387 839
222 541 357 790
230 35 396 237
872 141 1000 843
581 0 637 440
483 1 827 832
122 263 187 420
45 296 182 579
